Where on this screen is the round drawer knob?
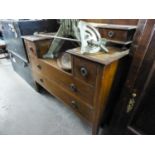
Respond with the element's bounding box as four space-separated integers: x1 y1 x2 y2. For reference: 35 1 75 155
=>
70 83 77 92
29 47 34 53
80 67 88 77
37 64 42 70
40 79 44 83
71 101 78 109
108 31 115 38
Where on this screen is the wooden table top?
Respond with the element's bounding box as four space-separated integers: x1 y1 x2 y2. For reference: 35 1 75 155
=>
66 47 129 65
23 35 129 65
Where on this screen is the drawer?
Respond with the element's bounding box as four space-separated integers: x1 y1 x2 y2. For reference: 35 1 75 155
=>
67 79 95 107
32 59 95 107
99 28 135 42
73 56 98 86
33 71 94 123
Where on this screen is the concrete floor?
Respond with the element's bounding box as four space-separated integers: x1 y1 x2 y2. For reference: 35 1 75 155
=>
0 59 91 135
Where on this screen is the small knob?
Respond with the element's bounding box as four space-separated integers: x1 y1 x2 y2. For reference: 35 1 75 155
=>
70 83 77 92
108 31 115 38
37 64 42 70
29 47 34 53
132 93 137 98
71 101 78 109
40 79 44 83
80 67 88 77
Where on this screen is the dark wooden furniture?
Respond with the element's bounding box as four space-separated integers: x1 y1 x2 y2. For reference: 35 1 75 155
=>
23 34 130 134
1 19 58 87
108 19 155 134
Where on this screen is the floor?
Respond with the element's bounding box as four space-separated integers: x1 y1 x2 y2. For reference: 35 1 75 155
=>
0 58 91 135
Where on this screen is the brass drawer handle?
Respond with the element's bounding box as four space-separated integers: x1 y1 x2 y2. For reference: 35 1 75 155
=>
40 79 44 83
70 83 77 92
108 31 115 38
71 101 79 109
37 64 42 70
80 67 88 77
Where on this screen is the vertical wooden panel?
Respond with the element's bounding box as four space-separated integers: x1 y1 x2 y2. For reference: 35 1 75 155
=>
92 61 119 134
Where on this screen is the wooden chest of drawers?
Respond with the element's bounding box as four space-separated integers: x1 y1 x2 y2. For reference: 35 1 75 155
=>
23 35 129 134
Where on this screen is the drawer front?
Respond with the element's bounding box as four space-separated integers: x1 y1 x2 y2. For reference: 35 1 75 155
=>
32 59 95 107
99 28 134 42
73 56 98 86
67 79 94 107
33 71 94 123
